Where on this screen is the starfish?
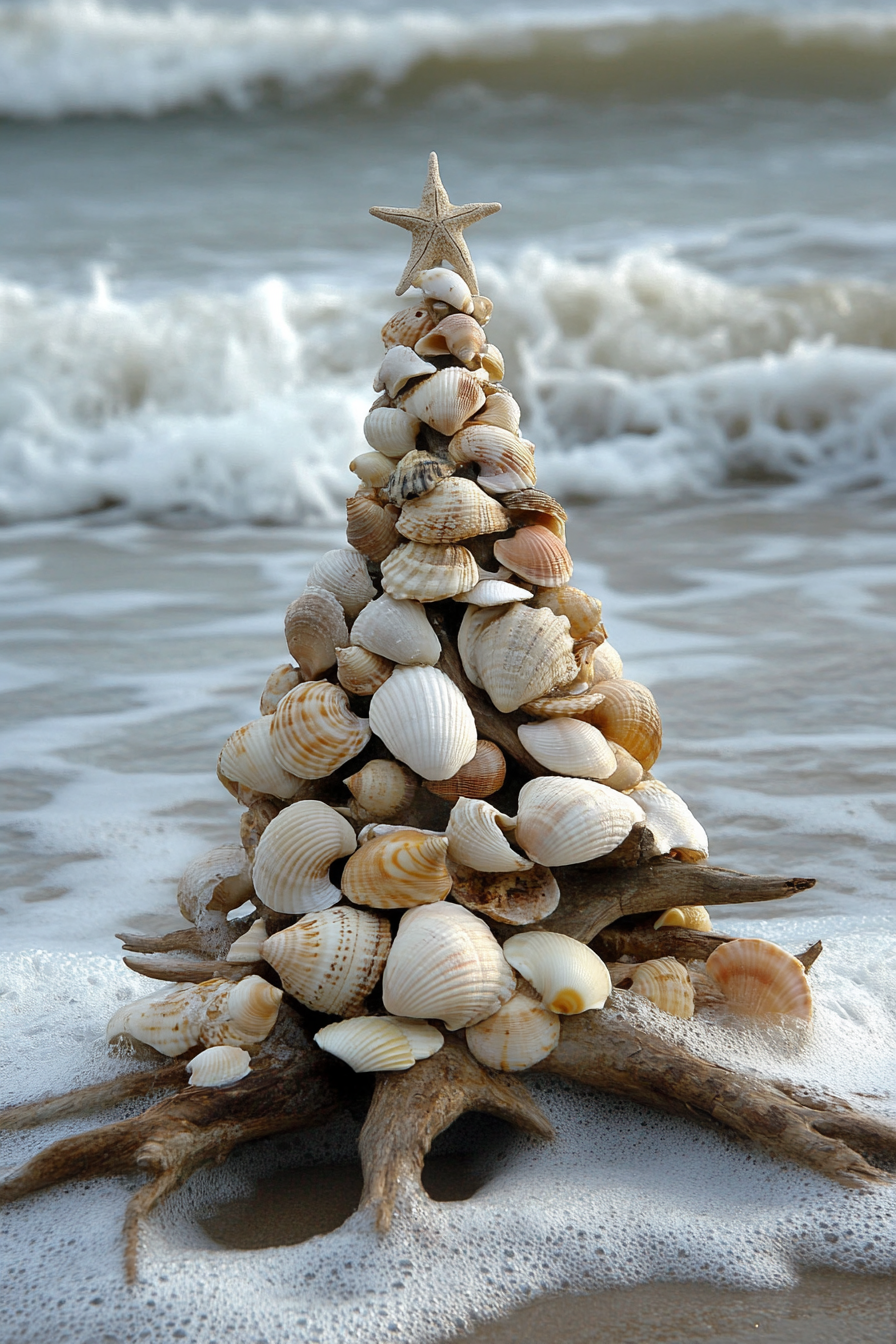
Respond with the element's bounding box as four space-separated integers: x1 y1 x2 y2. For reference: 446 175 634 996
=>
370 152 501 297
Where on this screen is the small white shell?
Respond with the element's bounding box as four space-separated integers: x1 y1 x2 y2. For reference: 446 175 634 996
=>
314 1017 416 1073
465 990 560 1071
226 918 268 963
251 799 357 914
654 905 713 932
187 1046 252 1088
517 719 617 780
262 906 391 1015
628 779 709 862
351 593 441 667
363 407 421 458
219 717 302 801
271 681 370 780
374 345 437 398
413 266 474 314
350 451 395 488
260 663 302 716
382 1017 444 1059
515 776 644 866
502 932 611 1014
446 797 532 873
454 578 532 606
369 665 477 782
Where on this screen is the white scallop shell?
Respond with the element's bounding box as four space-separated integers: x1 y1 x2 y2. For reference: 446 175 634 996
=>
251 799 357 914
400 367 486 437
517 719 617 780
226 918 268 963
380 541 478 603
446 797 533 873
218 717 302 801
382 1017 444 1059
502 932 611 1014
395 476 509 545
515 776 644 866
465 990 560 1071
350 593 441 666
187 1045 252 1088
369 665 477 782
373 345 437 398
363 407 421 458
262 906 391 1015
271 681 370 780
628 779 709 862
448 424 537 494
314 1017 416 1073
458 602 576 714
412 266 474 314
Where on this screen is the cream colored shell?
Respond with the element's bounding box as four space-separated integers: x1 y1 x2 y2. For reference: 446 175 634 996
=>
455 577 532 606
654 905 713 932
382 1017 444 1060
251 799 357 914
260 663 303 716
314 1017 416 1073
532 586 602 640
219 717 302 801
369 665 477 781
578 679 662 771
350 593 441 666
459 602 576 714
414 313 485 364
342 828 452 909
471 391 521 434
396 476 509 544
502 932 611 1015
601 741 644 791
345 494 400 563
399 367 486 437
630 958 695 1019
344 759 417 821
350 450 395 489
106 975 282 1057
465 989 560 1071
284 586 348 680
176 844 253 926
226 918 268 963
336 645 394 696
629 779 709 862
448 425 537 494
446 797 532 873
517 719 616 780
413 266 474 314
187 1045 252 1088
271 680 370 780
705 939 813 1020
363 406 421 458
261 906 391 1016
374 345 437 398
515 775 643 866
381 541 478 603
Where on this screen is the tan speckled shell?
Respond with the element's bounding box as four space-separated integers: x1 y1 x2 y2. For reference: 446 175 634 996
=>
350 593 441 666
705 939 813 1020
314 1017 415 1073
260 663 302 716
381 541 478 603
515 775 644 866
363 406 421 458
630 958 695 1019
382 305 436 351
342 828 452 909
345 760 417 820
449 863 560 926
532 585 602 640
399 367 486 437
336 644 394 696
448 425 536 495
424 739 506 801
396 476 509 545
465 989 560 1071
577 679 663 771
458 602 576 714
271 681 370 780
219 717 302 801
654 905 713 932
493 526 573 588
187 1045 252 1088
369 665 477 781
601 741 644 791
284 587 348 680
502 932 611 1015
345 494 400 564
262 906 391 1016
629 779 708 862
106 975 282 1057
446 797 532 873
252 799 357 914
517 718 616 780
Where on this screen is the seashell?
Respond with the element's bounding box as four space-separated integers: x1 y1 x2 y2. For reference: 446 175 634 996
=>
345 759 417 821
345 494 400 564
577 679 662 771
654 905 713 932
465 989 560 1071
532 585 602 640
629 779 709 862
450 863 560 926
239 798 282 867
382 305 436 351
471 391 521 434
342 828 452 909
219 718 302 801
446 797 532 873
589 641 623 681
501 489 567 539
470 294 494 326
260 663 302 716
413 266 474 314
271 681 370 780
187 1045 252 1088
203 974 282 1046
396 476 509 545
284 587 349 680
226 918 268 963
252 799 357 914
448 425 537 495
630 958 695 1019
480 344 505 380
363 406 421 458
369 665 477 781
177 844 253 925
522 685 607 718
382 1017 444 1059
415 313 486 365
314 1017 416 1073
373 345 437 398
517 719 616 780
106 975 282 1057
705 939 813 1020
335 644 394 696
400 367 486 437
454 577 532 606
601 741 644 791
385 450 453 507
306 548 376 621
515 775 644 866
503 932 611 1015
424 739 506 801
350 450 395 489
458 602 576 714
381 541 478 603
262 906 391 1016
350 593 441 666
493 526 573 588
382 902 516 1030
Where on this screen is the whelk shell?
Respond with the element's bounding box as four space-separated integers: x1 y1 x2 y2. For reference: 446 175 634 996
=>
251 799 357 914
396 476 509 545
284 587 348 680
385 449 453 507
381 305 435 351
350 593 441 666
705 939 813 1020
177 844 253 927
336 644 394 696
381 541 478 603
350 450 395 489
515 775 644 866
517 718 616 780
654 905 713 932
106 975 282 1057
630 958 695 1019
260 663 302 716
314 1017 416 1073
424 739 506 801
629 779 708 862
374 345 436 398
493 526 573 588
532 585 602 640
369 665 477 781
502 932 612 1015
342 828 452 908
446 797 532 873
471 391 521 434
413 266 475 314
363 406 421 458
458 602 576 714
345 759 417 821
187 1045 252 1088
448 425 536 495
578 679 663 771
345 494 400 563
465 989 560 1072
226 918 268 963
219 717 302 801
262 906 391 1016
400 366 486 437
450 863 560 926
415 313 485 365
271 681 370 780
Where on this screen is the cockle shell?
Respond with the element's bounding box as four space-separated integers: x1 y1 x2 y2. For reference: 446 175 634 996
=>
106 975 282 1057
350 593 441 666
446 797 532 873
374 345 437 398
382 902 516 1030
465 988 560 1071
449 863 560 926
502 489 567 536
424 739 506 801
705 939 813 1020
251 799 357 914
385 450 453 507
305 548 377 621
630 958 695 1019
479 344 505 380
413 266 475 314
493 526 573 588
532 585 602 640
522 685 607 719
177 844 253 926
271 681 370 780
578 679 663 771
342 828 452 909
448 425 537 495
396 476 509 545
382 1017 444 1059
315 1017 416 1073
454 577 532 606
515 775 644 866
350 450 395 488
589 641 623 681
345 759 417 821
284 587 348 680
336 645 394 697
363 406 421 458
382 305 436 351
345 494 400 563
629 779 709 862
601 741 644 791
226 918 268 963
654 905 713 932
471 392 521 434
502 932 611 1014
470 294 494 326
415 313 486 365
262 906 391 1016
187 1045 252 1088
219 717 302 801
381 541 478 603
400 367 486 437
260 663 302 716
369 665 477 781
458 602 576 714
517 719 616 780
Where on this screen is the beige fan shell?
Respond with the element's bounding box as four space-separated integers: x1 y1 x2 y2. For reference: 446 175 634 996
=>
344 759 417 821
630 958 695 1019
465 989 560 1071
577 679 663 771
251 799 357 914
369 665 477 781
260 663 303 716
515 775 644 866
262 906 391 1016
705 939 813 1020
448 425 537 494
187 1045 252 1088
396 477 509 545
218 717 302 801
517 718 616 780
363 406 421 458
314 1017 416 1073
502 932 611 1015
341 828 452 909
345 494 400 563
381 541 478 603
629 779 709 862
271 680 370 780
400 367 486 436
471 391 521 434
532 585 602 640
458 602 576 714
335 645 394 696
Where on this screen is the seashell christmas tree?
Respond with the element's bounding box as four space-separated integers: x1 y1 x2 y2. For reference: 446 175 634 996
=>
4 155 895 1280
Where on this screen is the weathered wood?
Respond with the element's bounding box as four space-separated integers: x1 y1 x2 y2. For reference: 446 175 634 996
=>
121 955 263 983
116 928 206 956
0 1060 191 1130
592 919 824 971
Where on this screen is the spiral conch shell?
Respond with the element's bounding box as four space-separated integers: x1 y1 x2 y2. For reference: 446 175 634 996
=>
629 780 708 862
260 663 303 716
517 719 617 780
284 587 349 680
350 593 441 667
381 541 478 603
342 828 451 909
400 367 486 437
218 717 302 801
187 1046 252 1088
415 313 485 365
251 799 357 914
465 988 560 1071
270 681 370 780
382 903 516 1030
106 976 282 1057
336 645 394 696
493 526 573 588
363 406 421 458
630 958 695 1019
459 602 576 714
345 759 417 822
369 665 477 781
262 906 391 1016
515 776 644 866
396 477 509 545
424 739 506 801
446 797 532 873
502 932 611 1015
654 905 712 932
705 939 813 1020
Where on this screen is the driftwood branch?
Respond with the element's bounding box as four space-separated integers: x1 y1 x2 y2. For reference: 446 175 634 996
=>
593 918 824 971
116 929 207 956
120 955 262 983
0 1060 191 1131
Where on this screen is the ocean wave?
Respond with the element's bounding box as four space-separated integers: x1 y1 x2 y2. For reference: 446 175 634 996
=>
1 252 896 523
2 1 896 120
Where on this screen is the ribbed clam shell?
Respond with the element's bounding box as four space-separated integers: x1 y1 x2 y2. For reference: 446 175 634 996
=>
314 1017 416 1073
517 719 616 780
187 1046 252 1088
448 425 536 495
629 779 709 862
271 681 370 780
350 593 441 666
654 905 713 932
601 741 644 791
374 345 437 398
471 392 521 434
522 686 607 718
450 863 560 926
345 494 400 563
342 828 452 908
396 476 509 545
106 976 281 1056
454 578 532 606
579 679 663 770
493 526 573 588
705 939 813 1020
465 989 560 1071
345 760 417 820
532 585 602 639
382 1017 444 1059
502 490 567 541
515 775 644 866
458 602 576 714
217 976 283 1043
226 918 268 963
400 367 486 437
480 343 504 380
415 313 485 364
284 587 348 680
381 305 435 351
219 717 302 801
502 932 611 1014
262 906 391 1015
177 844 252 924
381 541 478 603
630 958 695 1019
306 548 376 621
363 406 421 458
259 663 302 716
381 902 516 1030
336 645 395 696
252 799 357 914
424 739 506 801
369 665 477 781
446 797 532 873
385 450 453 506
350 450 395 488
413 266 474 314
470 294 493 326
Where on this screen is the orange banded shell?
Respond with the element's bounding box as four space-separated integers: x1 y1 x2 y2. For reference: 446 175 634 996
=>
577 679 662 770
493 526 573 588
705 939 812 1020
424 739 506 801
345 494 400 563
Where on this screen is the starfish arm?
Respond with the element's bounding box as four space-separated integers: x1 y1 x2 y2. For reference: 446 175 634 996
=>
394 226 440 295
369 206 424 233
